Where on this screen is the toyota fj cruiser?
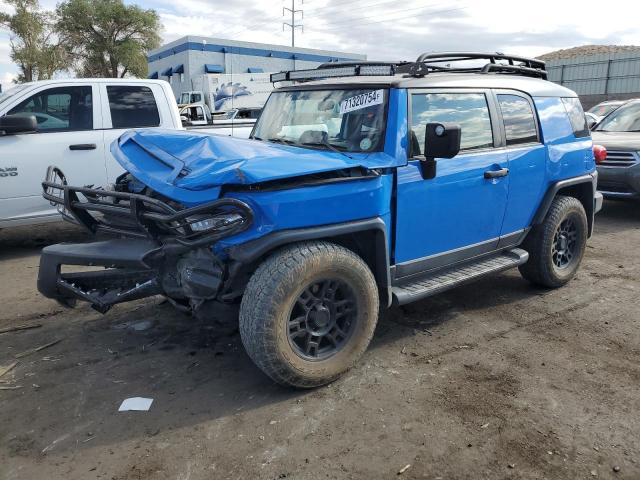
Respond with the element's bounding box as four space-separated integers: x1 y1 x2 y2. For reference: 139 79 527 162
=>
38 52 603 388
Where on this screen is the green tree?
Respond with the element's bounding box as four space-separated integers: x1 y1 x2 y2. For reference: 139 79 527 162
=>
0 0 67 82
56 0 161 78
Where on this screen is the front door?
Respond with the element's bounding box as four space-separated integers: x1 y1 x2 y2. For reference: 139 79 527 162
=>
0 84 105 224
394 90 509 278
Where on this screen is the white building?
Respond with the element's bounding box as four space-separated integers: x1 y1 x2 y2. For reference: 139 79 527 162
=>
147 36 366 99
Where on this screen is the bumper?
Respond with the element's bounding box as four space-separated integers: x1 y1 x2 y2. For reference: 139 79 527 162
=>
595 191 604 213
37 166 254 313
38 239 163 313
38 237 228 313
597 163 640 199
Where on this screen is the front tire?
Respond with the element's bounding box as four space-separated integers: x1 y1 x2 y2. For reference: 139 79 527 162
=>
239 241 379 388
519 195 588 288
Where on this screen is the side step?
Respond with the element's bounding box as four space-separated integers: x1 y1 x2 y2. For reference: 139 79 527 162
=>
392 248 529 305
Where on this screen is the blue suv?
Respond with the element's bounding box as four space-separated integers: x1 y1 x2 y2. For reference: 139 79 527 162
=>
38 52 603 387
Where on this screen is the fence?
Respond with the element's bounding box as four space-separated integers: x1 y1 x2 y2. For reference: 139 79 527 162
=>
546 56 640 97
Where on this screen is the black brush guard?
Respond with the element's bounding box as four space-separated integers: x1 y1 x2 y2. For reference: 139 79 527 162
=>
38 166 254 312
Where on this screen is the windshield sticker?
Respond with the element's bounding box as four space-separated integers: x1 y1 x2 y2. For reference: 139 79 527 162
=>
340 90 384 114
360 138 372 150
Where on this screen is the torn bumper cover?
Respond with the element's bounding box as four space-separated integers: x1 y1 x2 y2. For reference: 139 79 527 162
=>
38 167 253 312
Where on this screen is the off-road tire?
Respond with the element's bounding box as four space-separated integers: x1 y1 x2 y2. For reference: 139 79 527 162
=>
519 195 588 288
239 241 379 388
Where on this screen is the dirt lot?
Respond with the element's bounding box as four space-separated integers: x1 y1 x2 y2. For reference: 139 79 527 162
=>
0 200 639 480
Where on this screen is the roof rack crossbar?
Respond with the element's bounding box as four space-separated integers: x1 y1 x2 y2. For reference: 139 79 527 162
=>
414 52 546 70
409 51 547 79
480 63 548 79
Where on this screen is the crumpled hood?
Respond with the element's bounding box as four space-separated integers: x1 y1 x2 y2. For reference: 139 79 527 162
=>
591 131 640 151
111 129 401 193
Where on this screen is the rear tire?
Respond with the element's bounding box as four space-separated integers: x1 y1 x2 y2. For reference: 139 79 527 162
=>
519 195 588 288
239 241 379 388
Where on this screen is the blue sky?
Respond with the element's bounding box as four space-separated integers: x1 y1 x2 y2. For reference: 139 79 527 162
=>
1 0 639 87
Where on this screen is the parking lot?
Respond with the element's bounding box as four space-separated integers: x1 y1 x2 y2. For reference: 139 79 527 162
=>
0 199 638 480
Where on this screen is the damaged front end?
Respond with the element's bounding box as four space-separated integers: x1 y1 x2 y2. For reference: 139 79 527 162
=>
38 167 253 314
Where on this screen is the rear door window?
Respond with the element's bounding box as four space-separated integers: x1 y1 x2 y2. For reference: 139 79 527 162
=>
497 94 539 146
106 85 160 129
561 97 589 138
8 86 93 132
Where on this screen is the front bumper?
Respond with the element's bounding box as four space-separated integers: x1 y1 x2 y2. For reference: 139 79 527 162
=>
597 162 640 199
38 167 253 313
38 239 163 312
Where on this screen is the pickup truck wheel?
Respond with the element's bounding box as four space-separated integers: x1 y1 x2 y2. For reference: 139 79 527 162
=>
239 241 379 388
519 195 588 288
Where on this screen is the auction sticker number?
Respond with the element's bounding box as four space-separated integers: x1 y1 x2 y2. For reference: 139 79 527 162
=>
340 90 384 114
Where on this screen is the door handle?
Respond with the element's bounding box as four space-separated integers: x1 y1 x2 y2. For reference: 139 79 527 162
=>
484 167 509 179
69 143 97 151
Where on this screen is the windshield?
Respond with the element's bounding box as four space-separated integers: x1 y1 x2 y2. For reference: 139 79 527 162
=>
180 92 202 104
0 84 30 109
595 102 640 132
588 103 621 118
252 89 387 153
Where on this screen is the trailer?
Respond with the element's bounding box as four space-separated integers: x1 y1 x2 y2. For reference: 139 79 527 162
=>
178 73 273 115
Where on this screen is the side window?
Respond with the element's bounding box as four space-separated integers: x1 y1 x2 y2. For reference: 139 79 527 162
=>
8 86 93 132
497 94 539 145
410 92 493 155
561 97 589 138
106 86 160 129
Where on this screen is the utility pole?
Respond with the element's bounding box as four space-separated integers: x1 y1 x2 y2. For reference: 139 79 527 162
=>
283 0 303 48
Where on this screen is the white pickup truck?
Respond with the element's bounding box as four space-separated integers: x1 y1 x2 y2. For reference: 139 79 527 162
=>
0 78 253 228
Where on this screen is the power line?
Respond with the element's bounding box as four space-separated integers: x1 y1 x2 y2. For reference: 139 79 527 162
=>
307 4 467 32
221 11 288 39
303 0 411 17
306 1 462 29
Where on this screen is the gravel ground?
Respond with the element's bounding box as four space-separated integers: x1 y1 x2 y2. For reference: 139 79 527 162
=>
0 200 639 480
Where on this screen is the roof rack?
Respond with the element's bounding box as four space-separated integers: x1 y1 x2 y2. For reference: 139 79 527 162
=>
407 52 548 79
269 52 548 83
270 61 402 83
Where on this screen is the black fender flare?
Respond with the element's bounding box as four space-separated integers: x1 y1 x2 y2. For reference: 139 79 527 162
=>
532 172 598 236
227 217 392 306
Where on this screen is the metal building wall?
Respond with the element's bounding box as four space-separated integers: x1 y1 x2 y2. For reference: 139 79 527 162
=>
545 50 640 108
148 36 366 100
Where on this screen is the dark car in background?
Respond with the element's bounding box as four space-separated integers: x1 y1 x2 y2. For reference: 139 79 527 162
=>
592 100 640 199
588 99 626 119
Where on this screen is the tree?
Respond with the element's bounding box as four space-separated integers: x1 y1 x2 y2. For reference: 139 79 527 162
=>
56 0 161 78
0 0 67 82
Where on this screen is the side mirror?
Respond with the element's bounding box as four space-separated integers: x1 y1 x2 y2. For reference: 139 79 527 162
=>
0 114 38 136
587 118 597 130
180 115 189 125
421 122 462 179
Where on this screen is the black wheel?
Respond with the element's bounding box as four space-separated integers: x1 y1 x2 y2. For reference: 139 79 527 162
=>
239 241 379 388
519 195 588 288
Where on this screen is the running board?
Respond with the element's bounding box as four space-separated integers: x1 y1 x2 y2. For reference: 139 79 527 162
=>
392 248 529 305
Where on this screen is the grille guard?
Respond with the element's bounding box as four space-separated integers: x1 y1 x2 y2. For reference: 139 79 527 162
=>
42 166 254 247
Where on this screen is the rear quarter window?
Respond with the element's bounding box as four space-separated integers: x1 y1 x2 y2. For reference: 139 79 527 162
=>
107 85 160 129
561 97 589 138
497 94 539 146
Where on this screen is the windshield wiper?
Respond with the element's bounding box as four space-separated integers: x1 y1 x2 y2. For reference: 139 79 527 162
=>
299 141 353 159
267 137 299 146
595 129 640 133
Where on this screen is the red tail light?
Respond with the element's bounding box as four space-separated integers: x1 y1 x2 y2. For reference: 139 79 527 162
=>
593 145 607 164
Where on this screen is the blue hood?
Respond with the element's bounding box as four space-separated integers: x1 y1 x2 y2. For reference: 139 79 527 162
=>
111 129 402 193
